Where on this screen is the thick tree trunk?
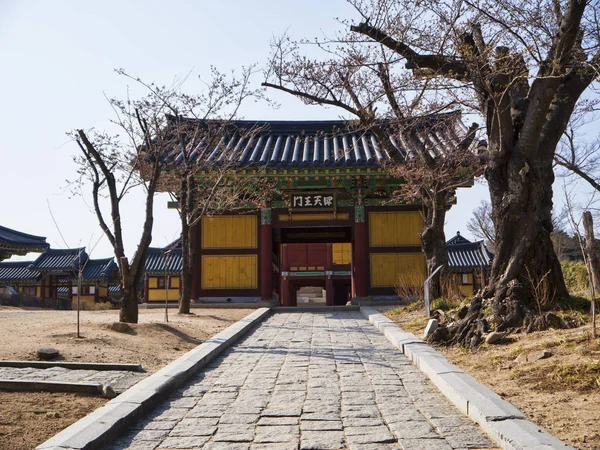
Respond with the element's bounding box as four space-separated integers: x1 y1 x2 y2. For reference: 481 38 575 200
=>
484 152 568 331
421 191 449 300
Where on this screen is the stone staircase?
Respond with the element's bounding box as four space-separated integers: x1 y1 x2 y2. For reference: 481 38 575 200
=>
297 286 326 304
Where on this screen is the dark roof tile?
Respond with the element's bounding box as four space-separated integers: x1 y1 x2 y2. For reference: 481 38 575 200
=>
0 225 49 260
162 112 470 169
144 247 182 275
30 248 88 273
0 261 40 282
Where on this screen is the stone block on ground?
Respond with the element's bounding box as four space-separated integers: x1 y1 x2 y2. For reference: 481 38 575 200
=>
37 348 60 361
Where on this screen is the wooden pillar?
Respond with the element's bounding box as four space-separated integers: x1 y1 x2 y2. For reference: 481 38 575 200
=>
260 208 273 301
280 243 290 306
353 206 368 297
191 223 202 300
67 278 72 310
326 243 334 306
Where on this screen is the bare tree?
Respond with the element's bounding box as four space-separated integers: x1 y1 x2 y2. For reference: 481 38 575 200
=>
466 200 496 251
264 0 600 345
122 68 273 314
555 117 600 194
73 85 171 323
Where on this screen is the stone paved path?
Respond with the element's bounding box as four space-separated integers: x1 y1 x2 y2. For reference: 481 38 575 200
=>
0 366 146 393
111 312 497 450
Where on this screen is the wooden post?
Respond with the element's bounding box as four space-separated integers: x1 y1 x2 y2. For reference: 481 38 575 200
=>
280 243 290 306
326 243 334 306
260 208 273 301
583 211 598 339
353 206 368 297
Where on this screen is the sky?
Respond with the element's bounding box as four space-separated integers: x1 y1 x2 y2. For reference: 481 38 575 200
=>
0 0 513 261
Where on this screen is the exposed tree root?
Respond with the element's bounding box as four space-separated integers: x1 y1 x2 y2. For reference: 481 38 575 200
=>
427 287 577 349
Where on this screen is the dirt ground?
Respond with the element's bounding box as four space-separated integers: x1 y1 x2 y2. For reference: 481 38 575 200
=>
0 306 254 450
382 305 600 450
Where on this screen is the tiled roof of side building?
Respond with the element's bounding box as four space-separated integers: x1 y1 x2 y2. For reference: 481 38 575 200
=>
0 225 49 260
144 247 182 275
161 111 476 169
446 231 472 246
81 258 118 281
30 248 88 273
0 261 41 282
446 233 494 271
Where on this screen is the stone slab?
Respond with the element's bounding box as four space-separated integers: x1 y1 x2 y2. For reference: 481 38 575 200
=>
0 379 103 394
359 306 574 450
0 361 143 372
36 308 271 450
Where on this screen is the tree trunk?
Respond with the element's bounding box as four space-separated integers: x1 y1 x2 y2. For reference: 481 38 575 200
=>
119 258 139 323
583 212 600 292
421 190 449 300
179 221 194 314
583 211 598 339
484 151 568 331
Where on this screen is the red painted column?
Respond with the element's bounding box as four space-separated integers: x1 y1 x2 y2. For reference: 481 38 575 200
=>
260 209 273 301
353 206 368 297
191 223 201 300
326 243 334 306
280 243 290 306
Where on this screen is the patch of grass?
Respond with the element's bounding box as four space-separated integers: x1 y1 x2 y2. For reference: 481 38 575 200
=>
487 353 506 367
507 345 525 358
431 297 462 312
387 300 424 316
559 295 591 313
512 360 600 393
403 316 429 333
549 361 600 392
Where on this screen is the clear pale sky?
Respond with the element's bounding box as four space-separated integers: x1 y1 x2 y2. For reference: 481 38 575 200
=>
1 0 493 261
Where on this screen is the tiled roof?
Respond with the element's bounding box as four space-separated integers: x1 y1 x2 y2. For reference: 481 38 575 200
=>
446 232 472 246
0 225 49 260
145 247 182 275
162 111 472 169
164 237 181 250
82 258 118 281
447 234 493 270
0 261 40 282
30 248 88 273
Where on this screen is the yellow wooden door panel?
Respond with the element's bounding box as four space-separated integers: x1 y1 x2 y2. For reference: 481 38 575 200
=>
332 243 352 265
370 252 426 287
369 211 423 247
202 215 257 249
201 255 257 289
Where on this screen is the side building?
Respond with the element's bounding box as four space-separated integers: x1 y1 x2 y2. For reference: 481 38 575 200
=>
143 247 182 303
0 248 117 308
446 232 494 296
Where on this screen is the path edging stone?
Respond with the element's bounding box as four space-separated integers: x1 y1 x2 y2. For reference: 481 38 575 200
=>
360 306 574 450
0 380 103 395
36 307 271 450
0 361 143 372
